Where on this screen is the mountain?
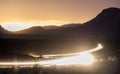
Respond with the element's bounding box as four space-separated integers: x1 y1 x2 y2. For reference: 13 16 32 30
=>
15 26 45 34
0 7 120 55
43 25 59 30
60 24 81 28
0 7 120 39
43 7 120 38
83 7 120 36
0 25 11 34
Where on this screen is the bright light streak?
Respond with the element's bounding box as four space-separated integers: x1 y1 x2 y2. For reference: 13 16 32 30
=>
0 52 94 67
87 43 103 53
39 52 94 66
0 43 103 68
0 62 35 66
42 44 103 58
76 52 94 65
29 53 40 58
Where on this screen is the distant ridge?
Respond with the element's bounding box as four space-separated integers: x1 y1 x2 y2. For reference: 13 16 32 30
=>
43 25 59 30
0 25 11 34
15 26 45 34
42 7 120 37
0 7 120 39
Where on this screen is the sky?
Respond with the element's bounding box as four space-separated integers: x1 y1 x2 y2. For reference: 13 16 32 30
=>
0 0 120 31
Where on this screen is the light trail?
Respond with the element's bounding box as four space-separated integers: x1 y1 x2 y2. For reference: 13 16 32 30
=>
39 52 94 66
0 44 103 68
42 43 103 58
86 43 103 53
0 62 35 66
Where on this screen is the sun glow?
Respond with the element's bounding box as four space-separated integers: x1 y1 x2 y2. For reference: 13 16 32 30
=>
1 20 69 31
1 22 33 31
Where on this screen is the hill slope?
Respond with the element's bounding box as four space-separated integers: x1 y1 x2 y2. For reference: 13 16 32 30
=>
0 7 120 39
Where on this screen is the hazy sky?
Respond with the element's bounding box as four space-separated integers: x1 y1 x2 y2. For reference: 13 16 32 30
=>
0 0 120 31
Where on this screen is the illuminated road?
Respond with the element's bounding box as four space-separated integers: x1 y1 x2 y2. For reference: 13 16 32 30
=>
0 44 103 68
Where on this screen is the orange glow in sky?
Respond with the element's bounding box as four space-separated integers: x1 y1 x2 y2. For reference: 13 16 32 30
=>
0 0 119 31
1 20 69 31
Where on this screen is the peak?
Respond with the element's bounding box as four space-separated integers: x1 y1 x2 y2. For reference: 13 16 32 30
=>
103 7 120 11
29 26 44 30
96 7 120 19
31 26 42 28
102 7 120 14
0 25 2 28
0 25 11 34
85 7 120 25
0 25 5 30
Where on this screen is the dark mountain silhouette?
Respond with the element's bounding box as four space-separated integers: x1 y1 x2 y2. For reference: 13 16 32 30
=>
43 7 120 38
0 7 120 39
42 24 81 34
60 23 81 28
83 7 120 36
0 25 11 34
43 25 59 30
15 26 45 34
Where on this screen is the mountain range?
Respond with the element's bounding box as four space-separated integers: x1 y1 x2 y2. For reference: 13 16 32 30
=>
0 7 120 39
0 7 120 57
